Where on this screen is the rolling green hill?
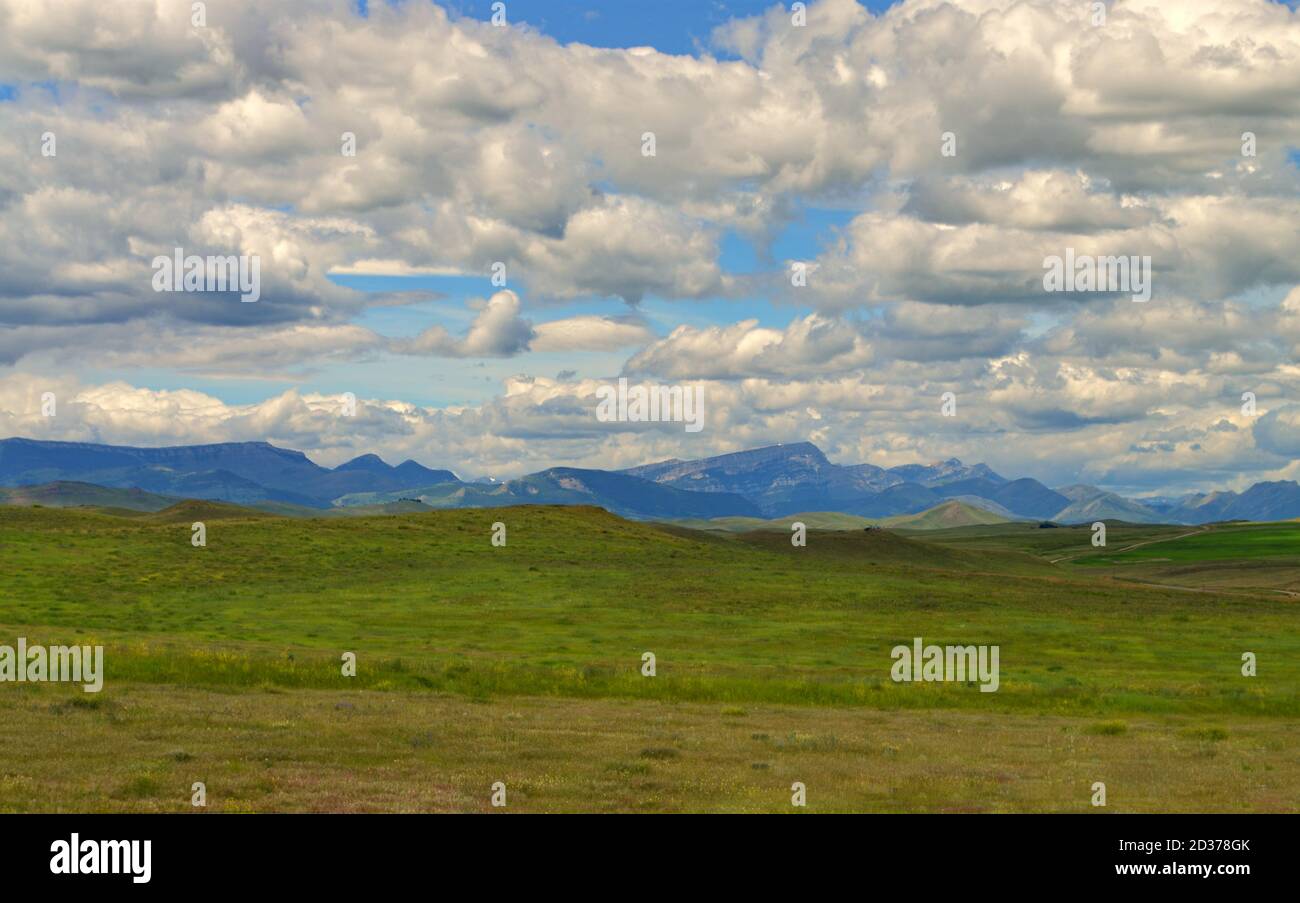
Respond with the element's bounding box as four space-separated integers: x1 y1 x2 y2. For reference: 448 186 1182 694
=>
877 500 1012 530
1 502 1292 708
0 480 176 511
665 511 878 533
1074 521 1300 564
250 498 436 518
141 499 278 523
1067 522 1300 597
1 503 1296 813
669 501 1011 533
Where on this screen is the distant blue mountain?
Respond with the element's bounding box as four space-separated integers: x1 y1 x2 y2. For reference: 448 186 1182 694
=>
624 442 907 517
928 477 1070 521
4 436 1299 524
624 443 1300 523
624 444 1039 518
337 467 760 520
0 438 456 509
333 453 393 473
886 458 1006 487
333 454 455 484
1182 481 1300 524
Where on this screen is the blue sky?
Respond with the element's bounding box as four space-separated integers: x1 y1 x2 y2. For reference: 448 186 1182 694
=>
325 197 864 407
324 0 893 408
6 0 1300 491
320 1 891 405
113 2 898 410
368 1 900 53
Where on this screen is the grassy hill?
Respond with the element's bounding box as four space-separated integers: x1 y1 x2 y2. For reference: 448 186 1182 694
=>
877 500 1011 530
1068 521 1300 597
1075 521 1300 564
140 499 278 523
666 511 877 533
252 498 437 518
897 520 1300 597
0 481 175 512
1 502 1291 706
0 503 1296 812
668 501 1011 534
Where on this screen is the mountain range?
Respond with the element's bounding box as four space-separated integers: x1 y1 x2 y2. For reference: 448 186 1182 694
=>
0 437 456 508
2 436 1298 525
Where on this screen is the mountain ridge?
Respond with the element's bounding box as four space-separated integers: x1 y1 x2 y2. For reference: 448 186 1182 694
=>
3 436 1298 525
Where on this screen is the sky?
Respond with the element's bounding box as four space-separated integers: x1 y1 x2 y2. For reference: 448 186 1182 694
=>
2 0 1300 494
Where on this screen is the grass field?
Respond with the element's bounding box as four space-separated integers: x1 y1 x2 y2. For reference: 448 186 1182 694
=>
919 520 1300 596
668 500 1012 533
667 511 878 533
1 504 1296 812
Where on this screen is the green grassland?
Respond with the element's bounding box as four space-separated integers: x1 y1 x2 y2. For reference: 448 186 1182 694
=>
668 500 1012 534
876 500 1014 530
2 685 1291 813
922 520 1300 597
906 520 1198 557
1077 522 1298 564
666 511 878 533
1 503 1296 812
